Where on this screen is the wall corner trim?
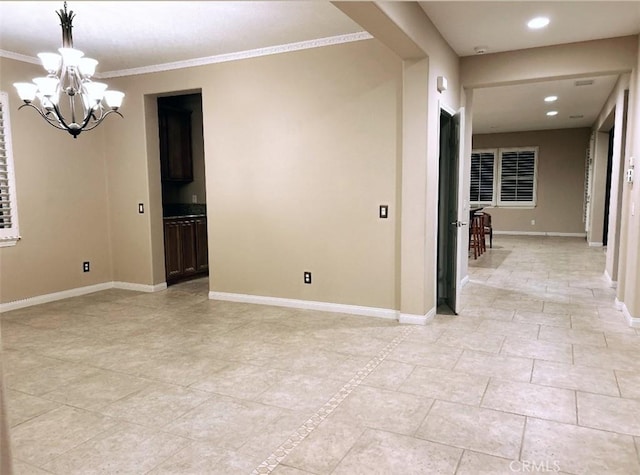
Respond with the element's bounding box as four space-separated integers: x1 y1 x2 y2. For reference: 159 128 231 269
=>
398 307 436 325
622 302 640 327
603 271 617 288
209 291 398 320
588 241 604 247
615 297 624 310
0 281 167 313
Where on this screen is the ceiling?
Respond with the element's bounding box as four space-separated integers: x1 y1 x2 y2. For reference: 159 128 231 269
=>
420 1 640 133
0 1 363 72
1 1 639 134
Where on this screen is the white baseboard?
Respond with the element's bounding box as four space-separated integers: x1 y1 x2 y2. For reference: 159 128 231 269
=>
588 241 604 247
398 307 436 326
494 231 587 237
0 281 167 313
0 282 112 313
615 297 624 310
603 270 617 288
209 291 398 320
622 302 640 327
113 281 168 293
461 275 470 287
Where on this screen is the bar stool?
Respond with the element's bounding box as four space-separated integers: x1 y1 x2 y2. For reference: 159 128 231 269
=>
469 215 484 259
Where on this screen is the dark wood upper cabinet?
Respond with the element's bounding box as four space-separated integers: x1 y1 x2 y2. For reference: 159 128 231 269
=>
159 106 193 182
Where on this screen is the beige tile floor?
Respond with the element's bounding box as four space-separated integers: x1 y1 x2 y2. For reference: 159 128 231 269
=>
2 236 640 474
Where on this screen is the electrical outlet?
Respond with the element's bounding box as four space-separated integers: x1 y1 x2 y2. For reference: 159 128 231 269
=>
531 219 536 226
83 261 90 272
192 194 198 204
379 205 389 219
304 271 312 284
138 203 144 214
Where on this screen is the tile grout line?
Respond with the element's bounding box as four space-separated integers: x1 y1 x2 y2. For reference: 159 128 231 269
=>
251 325 416 475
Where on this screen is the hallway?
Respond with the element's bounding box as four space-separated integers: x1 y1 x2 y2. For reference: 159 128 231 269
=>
2 236 639 474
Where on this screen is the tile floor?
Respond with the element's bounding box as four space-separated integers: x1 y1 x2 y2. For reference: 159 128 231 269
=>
2 236 640 474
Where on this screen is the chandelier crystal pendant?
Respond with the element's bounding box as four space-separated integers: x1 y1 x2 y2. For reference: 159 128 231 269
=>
13 2 124 138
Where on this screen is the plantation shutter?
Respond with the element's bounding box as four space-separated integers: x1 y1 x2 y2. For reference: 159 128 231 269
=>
470 150 495 203
499 149 536 204
0 92 20 245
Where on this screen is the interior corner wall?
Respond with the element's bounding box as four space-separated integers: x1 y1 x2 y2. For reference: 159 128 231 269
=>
459 88 474 284
472 128 591 235
368 1 462 315
593 75 630 282
400 59 430 315
0 57 112 304
621 35 640 319
103 39 403 310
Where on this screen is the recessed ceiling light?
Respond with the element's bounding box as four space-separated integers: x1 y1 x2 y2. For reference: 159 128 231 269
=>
528 17 550 29
544 95 558 102
546 111 558 116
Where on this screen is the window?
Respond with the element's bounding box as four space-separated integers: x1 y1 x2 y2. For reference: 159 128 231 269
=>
0 91 20 247
497 148 537 206
470 149 496 205
470 146 538 207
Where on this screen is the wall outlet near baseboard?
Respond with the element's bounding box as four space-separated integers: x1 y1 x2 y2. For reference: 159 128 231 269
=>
83 261 90 272
304 271 312 284
531 219 536 226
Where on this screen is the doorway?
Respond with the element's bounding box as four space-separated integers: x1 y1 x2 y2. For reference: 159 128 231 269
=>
157 92 209 286
437 109 461 314
603 126 615 246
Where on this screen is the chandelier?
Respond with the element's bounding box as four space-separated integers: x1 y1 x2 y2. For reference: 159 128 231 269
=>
13 2 124 138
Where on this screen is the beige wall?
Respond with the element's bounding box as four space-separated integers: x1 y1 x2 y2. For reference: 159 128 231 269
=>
461 36 638 88
2 7 463 317
0 58 112 303
104 39 403 309
473 128 591 234
337 2 461 316
621 35 640 318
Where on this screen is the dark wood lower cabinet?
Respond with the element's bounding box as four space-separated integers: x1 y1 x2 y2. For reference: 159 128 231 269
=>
164 216 208 284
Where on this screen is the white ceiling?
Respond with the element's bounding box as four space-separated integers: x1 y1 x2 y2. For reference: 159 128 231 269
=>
419 1 640 58
0 1 363 72
472 75 620 134
1 1 639 134
420 1 640 133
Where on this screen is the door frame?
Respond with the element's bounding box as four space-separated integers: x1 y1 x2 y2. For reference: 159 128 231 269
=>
436 103 465 314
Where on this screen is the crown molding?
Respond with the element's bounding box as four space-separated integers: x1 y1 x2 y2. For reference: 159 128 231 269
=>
1 32 373 79
0 49 40 65
98 32 373 79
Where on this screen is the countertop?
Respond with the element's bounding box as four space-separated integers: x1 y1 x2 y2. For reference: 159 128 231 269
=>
163 203 206 219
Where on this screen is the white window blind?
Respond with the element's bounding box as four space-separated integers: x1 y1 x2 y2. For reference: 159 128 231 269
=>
470 149 496 204
498 148 537 206
0 91 20 247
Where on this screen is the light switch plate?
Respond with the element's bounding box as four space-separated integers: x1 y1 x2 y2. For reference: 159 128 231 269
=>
379 205 389 219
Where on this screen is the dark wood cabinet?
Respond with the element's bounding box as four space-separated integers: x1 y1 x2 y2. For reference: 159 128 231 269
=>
194 218 209 272
163 216 208 284
159 106 193 182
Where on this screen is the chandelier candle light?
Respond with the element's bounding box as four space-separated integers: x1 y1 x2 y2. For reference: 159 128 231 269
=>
13 2 124 138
